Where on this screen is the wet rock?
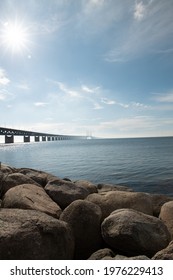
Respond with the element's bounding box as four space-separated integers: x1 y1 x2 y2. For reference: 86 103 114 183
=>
60 199 102 259
88 248 115 260
0 163 16 174
101 209 171 258
152 241 173 260
74 180 98 194
0 172 41 197
18 168 61 186
150 194 173 217
0 208 74 260
2 184 62 218
97 183 133 193
45 179 89 209
86 190 153 220
63 178 72 182
112 255 150 260
159 201 173 238
18 168 49 187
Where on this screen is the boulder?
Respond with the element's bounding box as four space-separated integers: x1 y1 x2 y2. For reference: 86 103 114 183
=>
101 209 171 258
60 199 102 259
112 255 150 260
45 179 89 209
0 208 74 259
0 163 16 174
88 248 115 260
150 194 173 217
0 172 41 197
97 183 133 193
159 201 173 238
18 168 59 187
88 248 150 260
152 241 173 260
74 180 98 194
2 184 62 218
86 190 153 220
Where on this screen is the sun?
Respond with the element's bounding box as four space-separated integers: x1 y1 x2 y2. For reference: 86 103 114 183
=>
0 20 31 54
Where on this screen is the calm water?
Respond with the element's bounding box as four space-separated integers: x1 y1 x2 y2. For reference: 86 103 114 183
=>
0 137 173 196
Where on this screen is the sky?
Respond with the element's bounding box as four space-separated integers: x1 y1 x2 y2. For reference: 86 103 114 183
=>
0 0 173 138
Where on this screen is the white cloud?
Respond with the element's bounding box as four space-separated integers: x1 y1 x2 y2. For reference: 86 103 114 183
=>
0 68 10 86
81 85 100 93
101 97 115 105
34 102 48 107
154 91 173 103
57 82 81 98
105 0 173 62
100 96 147 110
130 101 150 109
134 1 146 21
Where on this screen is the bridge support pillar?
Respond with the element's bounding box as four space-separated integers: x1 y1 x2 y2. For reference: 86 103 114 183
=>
35 136 40 142
24 135 30 143
42 136 46 141
5 135 14 144
47 137 51 141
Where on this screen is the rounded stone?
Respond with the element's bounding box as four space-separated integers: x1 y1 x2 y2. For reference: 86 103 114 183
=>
101 208 171 257
2 184 62 218
159 201 173 238
86 190 153 220
60 199 102 259
0 208 74 259
45 179 89 209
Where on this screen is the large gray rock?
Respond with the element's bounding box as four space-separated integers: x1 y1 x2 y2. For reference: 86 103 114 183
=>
60 199 102 259
150 194 173 217
97 183 133 193
159 201 173 238
86 190 153 220
74 180 98 194
18 168 59 187
112 255 150 260
0 172 41 197
152 241 173 260
88 249 149 260
45 179 89 209
0 163 16 174
0 208 74 259
101 209 171 258
2 184 62 218
88 248 115 260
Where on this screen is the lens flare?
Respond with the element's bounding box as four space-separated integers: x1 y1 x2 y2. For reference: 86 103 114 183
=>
0 19 31 54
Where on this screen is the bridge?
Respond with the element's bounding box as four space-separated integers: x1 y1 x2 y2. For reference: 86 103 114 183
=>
0 127 86 144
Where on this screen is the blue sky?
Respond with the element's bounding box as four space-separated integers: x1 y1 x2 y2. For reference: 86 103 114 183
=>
0 0 173 138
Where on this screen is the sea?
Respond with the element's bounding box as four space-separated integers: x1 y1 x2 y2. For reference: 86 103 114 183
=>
0 137 173 197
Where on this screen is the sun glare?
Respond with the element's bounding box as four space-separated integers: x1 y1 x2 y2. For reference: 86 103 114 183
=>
0 20 30 53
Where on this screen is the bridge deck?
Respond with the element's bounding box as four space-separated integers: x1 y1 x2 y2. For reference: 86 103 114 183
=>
0 127 85 143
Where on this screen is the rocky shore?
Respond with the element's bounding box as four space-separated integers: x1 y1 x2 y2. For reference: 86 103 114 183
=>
0 163 173 260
